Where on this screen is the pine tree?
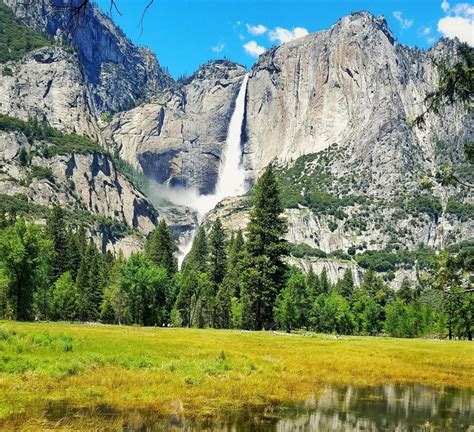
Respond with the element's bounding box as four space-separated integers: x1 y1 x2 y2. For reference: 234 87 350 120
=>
306 266 320 301
215 230 245 328
145 219 178 276
208 218 227 289
397 277 414 303
47 205 69 279
240 165 288 330
66 227 81 280
184 227 208 272
88 246 105 320
319 267 331 295
206 218 227 326
336 269 355 298
75 243 104 321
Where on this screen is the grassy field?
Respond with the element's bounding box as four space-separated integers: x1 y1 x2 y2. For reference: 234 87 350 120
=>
0 321 473 430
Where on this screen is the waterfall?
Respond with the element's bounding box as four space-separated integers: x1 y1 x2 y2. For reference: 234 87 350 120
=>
176 72 250 265
215 73 249 198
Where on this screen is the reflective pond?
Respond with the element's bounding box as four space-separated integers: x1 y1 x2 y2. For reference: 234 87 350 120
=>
14 384 474 431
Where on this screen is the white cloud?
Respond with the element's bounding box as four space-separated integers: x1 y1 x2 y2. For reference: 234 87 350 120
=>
420 26 432 35
268 26 309 44
246 24 267 36
393 11 414 29
438 16 474 44
243 40 265 57
211 43 224 53
437 1 474 46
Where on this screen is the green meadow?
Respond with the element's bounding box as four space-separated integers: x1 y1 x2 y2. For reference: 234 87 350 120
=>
0 321 473 430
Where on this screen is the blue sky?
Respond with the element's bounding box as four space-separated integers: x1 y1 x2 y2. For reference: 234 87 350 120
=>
95 0 474 78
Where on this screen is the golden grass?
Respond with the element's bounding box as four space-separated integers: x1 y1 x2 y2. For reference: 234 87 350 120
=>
0 321 473 430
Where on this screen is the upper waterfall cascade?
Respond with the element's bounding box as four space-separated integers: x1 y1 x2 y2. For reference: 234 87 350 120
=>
176 72 250 263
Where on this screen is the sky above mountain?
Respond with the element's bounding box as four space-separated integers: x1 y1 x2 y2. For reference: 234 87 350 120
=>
95 0 474 78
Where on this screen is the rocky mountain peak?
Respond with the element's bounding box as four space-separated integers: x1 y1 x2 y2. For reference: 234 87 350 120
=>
181 60 247 84
329 11 396 45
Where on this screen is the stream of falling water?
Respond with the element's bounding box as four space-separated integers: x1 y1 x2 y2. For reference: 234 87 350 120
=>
176 73 249 265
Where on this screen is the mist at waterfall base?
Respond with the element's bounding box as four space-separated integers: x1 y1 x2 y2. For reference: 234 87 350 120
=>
148 73 250 265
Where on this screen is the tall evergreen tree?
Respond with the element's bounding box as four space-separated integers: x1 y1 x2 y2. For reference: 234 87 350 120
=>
336 269 355 298
146 220 178 276
208 218 227 288
306 266 320 301
397 277 414 303
46 205 69 279
319 267 331 294
240 165 288 330
184 227 208 272
65 227 81 280
76 243 104 321
215 230 245 328
207 218 227 326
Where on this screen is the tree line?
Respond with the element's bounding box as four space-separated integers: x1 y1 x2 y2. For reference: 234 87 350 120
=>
0 166 472 339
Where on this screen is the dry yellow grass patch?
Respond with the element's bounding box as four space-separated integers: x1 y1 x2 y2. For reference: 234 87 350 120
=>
0 321 472 430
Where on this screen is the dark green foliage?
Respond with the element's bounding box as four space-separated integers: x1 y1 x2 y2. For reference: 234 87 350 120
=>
50 272 77 321
207 219 227 288
311 293 354 335
384 299 436 338
0 218 52 320
240 165 288 330
18 147 29 166
397 277 415 303
0 193 49 221
335 269 354 298
76 243 104 321
289 243 326 258
0 1 52 63
184 227 208 273
146 220 178 276
214 230 245 329
414 43 473 126
207 219 227 327
403 194 442 218
0 114 102 156
29 165 54 182
47 205 69 279
115 254 170 326
355 248 437 273
274 267 307 331
319 268 330 295
305 267 320 301
351 292 382 336
2 66 13 76
445 199 474 222
431 251 473 340
173 268 210 328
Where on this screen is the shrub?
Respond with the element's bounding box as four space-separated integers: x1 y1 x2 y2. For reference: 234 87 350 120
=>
288 243 326 258
30 165 54 182
2 66 13 76
445 199 474 222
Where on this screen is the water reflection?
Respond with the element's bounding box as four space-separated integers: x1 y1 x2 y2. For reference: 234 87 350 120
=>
276 384 473 431
7 384 474 431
